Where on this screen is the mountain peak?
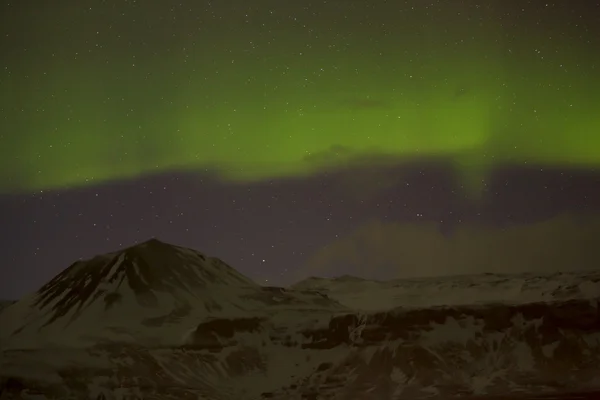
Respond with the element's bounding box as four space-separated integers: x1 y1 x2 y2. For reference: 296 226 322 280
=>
120 237 179 258
135 237 168 247
334 275 366 282
30 241 258 328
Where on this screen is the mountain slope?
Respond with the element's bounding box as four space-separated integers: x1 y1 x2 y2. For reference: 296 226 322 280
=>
1 241 600 399
292 271 600 310
0 300 15 314
0 239 343 350
33 238 259 324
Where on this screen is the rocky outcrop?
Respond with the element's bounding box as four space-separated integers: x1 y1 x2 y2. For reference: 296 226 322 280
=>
2 298 600 399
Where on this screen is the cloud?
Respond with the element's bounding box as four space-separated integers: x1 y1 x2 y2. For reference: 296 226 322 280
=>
299 214 600 280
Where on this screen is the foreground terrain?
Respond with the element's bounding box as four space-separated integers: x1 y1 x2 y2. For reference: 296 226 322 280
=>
1 239 599 399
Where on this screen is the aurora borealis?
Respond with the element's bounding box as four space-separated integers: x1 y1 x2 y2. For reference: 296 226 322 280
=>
2 0 599 193
1 0 600 299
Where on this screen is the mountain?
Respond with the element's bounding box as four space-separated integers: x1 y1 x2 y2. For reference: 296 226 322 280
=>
292 271 600 310
1 240 600 399
0 300 15 314
0 239 343 350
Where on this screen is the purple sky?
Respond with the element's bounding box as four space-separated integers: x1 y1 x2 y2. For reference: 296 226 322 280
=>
2 164 600 299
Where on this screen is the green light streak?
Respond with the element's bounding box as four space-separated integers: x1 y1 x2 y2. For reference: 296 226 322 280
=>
2 23 599 194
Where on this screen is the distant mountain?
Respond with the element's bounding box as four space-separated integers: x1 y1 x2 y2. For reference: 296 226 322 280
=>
292 270 600 310
1 239 600 399
0 299 15 313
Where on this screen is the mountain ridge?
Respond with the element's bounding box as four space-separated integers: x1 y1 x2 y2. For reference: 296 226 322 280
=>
33 237 258 327
2 240 600 399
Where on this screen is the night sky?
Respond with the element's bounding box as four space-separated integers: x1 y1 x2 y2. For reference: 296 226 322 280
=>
1 0 600 300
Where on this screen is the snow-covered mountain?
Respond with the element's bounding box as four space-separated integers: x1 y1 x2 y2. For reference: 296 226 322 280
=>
0 239 343 350
292 270 600 310
0 300 15 314
1 239 600 399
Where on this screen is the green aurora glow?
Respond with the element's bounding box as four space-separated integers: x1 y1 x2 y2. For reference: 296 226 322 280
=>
2 2 599 193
